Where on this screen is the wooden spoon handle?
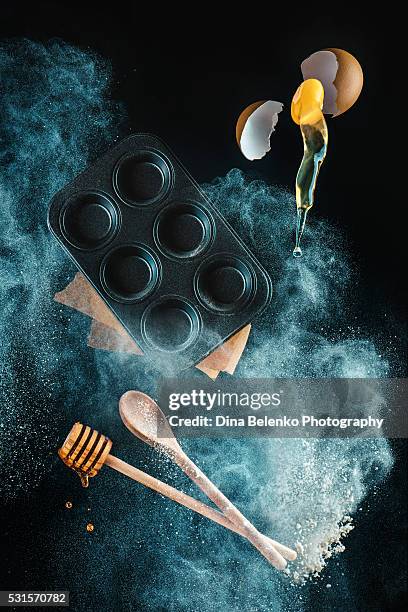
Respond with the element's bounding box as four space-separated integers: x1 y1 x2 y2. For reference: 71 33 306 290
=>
105 454 238 528
105 455 295 562
175 453 287 569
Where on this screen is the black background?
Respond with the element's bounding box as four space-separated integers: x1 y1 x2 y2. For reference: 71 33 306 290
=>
1 4 406 612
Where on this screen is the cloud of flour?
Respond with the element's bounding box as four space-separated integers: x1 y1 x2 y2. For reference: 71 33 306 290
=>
0 39 123 492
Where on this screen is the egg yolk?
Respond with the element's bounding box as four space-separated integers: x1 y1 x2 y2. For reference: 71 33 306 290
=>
291 79 325 125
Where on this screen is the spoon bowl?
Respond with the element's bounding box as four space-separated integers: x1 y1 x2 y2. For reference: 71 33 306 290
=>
119 390 181 457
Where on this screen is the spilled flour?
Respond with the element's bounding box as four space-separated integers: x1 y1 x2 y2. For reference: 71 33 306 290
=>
292 515 354 581
0 39 398 612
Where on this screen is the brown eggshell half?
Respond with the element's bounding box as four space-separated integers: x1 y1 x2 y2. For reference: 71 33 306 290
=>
236 101 266 145
326 48 364 117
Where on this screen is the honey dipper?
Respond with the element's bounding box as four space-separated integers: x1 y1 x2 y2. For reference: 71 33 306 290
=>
119 391 293 570
58 423 295 562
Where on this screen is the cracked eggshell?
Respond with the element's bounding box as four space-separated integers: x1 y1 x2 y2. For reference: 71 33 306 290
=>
236 100 283 160
301 48 363 117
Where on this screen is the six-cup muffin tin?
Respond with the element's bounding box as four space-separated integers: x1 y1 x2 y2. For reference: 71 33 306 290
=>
48 134 272 372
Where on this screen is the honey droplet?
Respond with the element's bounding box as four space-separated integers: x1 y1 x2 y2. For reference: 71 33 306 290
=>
73 468 89 488
86 523 94 533
80 474 89 488
65 501 73 509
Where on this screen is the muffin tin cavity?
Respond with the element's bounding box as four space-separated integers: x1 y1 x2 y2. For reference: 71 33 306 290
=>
100 244 161 303
60 192 119 250
195 255 255 314
154 202 214 259
113 151 172 207
141 297 201 352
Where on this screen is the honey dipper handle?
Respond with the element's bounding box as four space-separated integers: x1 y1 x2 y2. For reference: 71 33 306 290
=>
176 454 287 570
105 455 295 562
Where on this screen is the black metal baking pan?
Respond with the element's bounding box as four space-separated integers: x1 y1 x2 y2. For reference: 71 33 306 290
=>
48 134 272 373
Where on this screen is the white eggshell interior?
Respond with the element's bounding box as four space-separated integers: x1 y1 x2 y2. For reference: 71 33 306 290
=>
240 100 283 161
301 50 339 115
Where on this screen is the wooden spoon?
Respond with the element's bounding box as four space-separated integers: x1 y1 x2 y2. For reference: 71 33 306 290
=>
119 390 291 570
